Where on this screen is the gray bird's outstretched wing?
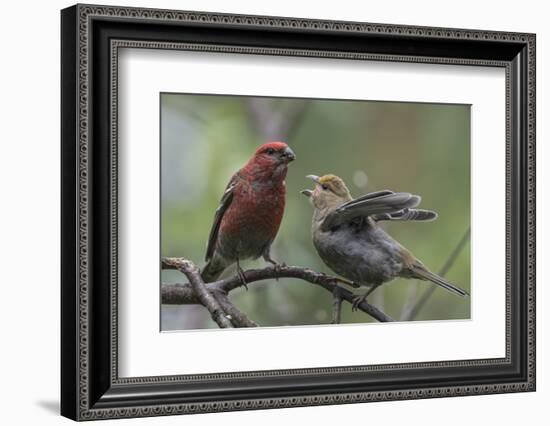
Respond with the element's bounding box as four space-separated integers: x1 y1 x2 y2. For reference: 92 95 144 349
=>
205 173 238 261
322 190 421 231
372 208 438 222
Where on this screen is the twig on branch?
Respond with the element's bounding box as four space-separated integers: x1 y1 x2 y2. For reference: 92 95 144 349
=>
331 286 343 324
161 258 233 328
400 227 471 321
162 258 394 324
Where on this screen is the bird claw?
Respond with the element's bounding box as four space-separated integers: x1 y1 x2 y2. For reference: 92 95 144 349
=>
265 256 285 281
272 262 286 281
351 285 379 311
351 293 369 311
236 265 248 290
319 272 357 289
349 281 361 289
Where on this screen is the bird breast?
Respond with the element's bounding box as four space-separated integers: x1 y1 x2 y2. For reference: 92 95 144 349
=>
218 181 285 259
312 224 404 285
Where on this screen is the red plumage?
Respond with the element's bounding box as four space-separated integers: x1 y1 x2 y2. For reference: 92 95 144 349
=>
201 142 296 282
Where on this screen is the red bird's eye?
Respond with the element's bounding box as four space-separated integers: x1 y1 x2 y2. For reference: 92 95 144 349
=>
266 148 275 155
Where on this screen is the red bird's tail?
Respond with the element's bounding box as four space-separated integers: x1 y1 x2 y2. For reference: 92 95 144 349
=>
201 258 227 283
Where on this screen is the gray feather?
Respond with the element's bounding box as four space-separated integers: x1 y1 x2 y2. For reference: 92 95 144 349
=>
322 192 421 231
410 264 469 297
373 208 438 222
350 189 394 202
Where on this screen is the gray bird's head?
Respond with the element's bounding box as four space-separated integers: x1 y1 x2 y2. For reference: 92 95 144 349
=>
301 174 353 212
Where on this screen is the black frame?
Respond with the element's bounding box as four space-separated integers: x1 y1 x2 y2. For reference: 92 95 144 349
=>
61 4 536 421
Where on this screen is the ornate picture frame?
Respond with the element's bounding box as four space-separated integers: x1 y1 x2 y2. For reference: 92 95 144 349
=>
61 4 535 420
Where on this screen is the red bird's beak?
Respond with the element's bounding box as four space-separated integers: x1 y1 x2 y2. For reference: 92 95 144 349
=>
281 146 296 163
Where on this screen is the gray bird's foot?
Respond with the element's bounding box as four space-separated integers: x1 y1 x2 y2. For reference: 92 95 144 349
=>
351 285 379 311
337 277 360 289
351 293 368 312
319 272 358 289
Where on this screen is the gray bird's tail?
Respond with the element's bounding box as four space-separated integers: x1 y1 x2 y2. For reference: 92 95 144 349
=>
411 265 469 297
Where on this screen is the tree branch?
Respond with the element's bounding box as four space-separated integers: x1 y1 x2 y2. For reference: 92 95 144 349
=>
211 290 259 327
162 258 394 324
161 258 234 328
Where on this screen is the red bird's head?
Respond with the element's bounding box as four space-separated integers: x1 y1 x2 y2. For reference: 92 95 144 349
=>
243 142 296 183
254 142 295 165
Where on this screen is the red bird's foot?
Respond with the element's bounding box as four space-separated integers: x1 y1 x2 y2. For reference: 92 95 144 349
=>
237 266 248 290
235 259 248 290
263 254 285 281
272 262 286 281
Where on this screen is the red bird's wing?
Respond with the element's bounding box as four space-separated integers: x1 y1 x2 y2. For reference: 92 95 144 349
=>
204 173 238 262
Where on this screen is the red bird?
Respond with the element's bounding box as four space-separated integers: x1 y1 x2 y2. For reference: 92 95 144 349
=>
201 142 296 283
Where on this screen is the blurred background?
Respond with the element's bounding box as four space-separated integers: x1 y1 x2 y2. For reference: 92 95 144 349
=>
160 93 470 330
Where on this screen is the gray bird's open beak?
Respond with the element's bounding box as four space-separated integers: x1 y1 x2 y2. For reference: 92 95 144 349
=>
306 174 320 183
302 175 319 197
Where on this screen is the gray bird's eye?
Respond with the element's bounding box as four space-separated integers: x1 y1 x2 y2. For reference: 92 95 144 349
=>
322 184 329 190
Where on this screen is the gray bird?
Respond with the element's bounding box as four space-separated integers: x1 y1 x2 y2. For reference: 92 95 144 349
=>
301 174 468 310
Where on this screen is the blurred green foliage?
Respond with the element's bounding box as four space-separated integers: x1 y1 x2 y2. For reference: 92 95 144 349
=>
160 94 470 330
